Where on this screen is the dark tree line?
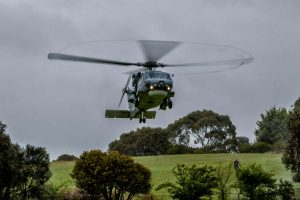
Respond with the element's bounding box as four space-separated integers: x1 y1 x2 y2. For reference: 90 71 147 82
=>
109 110 239 155
0 121 51 200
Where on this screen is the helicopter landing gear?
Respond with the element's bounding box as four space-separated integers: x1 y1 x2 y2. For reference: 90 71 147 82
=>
160 99 168 110
160 98 173 110
139 112 146 123
168 100 173 109
139 118 146 123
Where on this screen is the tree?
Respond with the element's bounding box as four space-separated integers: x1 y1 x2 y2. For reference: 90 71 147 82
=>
0 122 18 200
236 163 277 200
294 97 300 108
71 150 151 200
251 142 272 153
71 150 105 197
16 144 52 199
0 121 52 200
167 110 238 152
109 127 171 156
56 154 79 161
156 164 217 200
255 106 288 145
237 136 252 153
282 97 300 182
237 136 250 145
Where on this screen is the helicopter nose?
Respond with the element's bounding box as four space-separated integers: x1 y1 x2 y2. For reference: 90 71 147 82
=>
158 81 165 87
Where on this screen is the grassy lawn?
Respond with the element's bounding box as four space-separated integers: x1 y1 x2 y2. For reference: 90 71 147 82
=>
49 153 300 199
49 161 75 187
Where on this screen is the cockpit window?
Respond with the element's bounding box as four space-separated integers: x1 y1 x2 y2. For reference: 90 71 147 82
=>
145 71 170 79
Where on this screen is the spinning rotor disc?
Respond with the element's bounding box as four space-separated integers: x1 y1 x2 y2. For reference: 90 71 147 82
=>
48 39 253 74
48 39 253 108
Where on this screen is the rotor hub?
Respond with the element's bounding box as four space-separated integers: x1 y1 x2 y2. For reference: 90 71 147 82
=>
140 61 165 69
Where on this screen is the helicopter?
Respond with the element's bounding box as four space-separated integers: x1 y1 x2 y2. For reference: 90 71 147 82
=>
48 40 253 123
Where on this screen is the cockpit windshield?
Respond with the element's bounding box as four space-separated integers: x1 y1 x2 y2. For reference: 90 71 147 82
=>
144 71 171 79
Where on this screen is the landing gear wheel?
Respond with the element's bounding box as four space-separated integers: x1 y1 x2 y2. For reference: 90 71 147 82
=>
139 118 146 123
168 100 173 109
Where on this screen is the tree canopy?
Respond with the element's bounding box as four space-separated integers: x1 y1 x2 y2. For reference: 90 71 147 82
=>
282 97 300 182
0 122 18 199
156 164 217 200
236 163 277 200
255 106 288 145
109 127 171 156
167 110 238 152
56 154 79 161
17 144 52 199
0 121 51 199
71 150 151 200
109 110 238 155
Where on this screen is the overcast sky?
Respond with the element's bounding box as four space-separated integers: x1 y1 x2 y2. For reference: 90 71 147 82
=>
1 0 300 160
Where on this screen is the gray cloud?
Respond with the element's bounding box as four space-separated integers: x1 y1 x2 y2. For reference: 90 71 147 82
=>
1 0 300 159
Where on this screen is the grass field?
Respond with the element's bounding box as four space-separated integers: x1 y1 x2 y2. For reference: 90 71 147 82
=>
49 153 300 199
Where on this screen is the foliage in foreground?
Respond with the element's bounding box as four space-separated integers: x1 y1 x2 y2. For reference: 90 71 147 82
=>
236 163 277 200
71 150 151 200
0 122 18 199
0 121 51 200
282 97 300 182
156 164 217 200
236 163 295 200
16 144 52 199
156 161 295 200
215 163 235 200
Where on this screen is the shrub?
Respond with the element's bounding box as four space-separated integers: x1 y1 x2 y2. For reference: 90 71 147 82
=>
215 163 235 200
192 148 206 154
156 164 217 200
61 187 88 200
251 142 272 153
276 179 295 200
38 183 64 200
236 163 276 200
71 150 151 200
167 144 192 154
271 140 286 153
238 143 253 153
56 154 79 161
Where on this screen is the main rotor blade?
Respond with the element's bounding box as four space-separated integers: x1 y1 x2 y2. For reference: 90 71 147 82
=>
163 57 253 67
138 40 181 62
48 53 139 66
118 74 131 108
